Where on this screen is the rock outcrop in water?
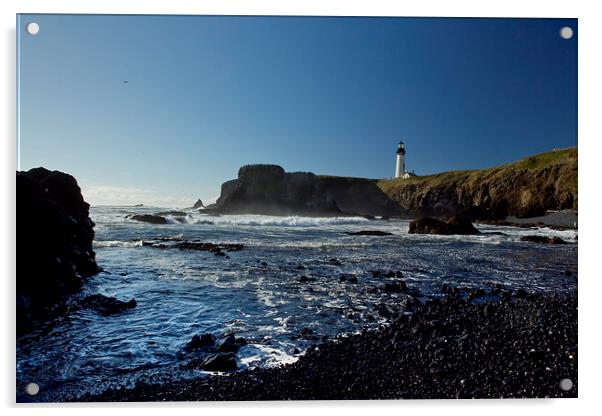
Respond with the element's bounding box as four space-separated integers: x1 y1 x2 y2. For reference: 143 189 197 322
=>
128 214 168 224
17 168 101 329
213 164 403 217
520 235 568 245
192 199 204 209
409 216 480 235
80 294 137 316
212 148 577 220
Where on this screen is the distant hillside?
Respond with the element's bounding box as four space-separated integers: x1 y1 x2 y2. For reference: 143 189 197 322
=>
212 148 577 219
377 147 577 218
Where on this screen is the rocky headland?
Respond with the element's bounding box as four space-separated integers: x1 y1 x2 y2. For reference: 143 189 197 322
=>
210 148 577 222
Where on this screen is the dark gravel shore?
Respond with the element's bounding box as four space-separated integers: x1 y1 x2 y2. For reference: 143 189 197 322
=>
76 289 577 402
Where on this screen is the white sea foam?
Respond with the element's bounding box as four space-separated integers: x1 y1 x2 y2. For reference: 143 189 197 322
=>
191 214 371 227
93 240 143 248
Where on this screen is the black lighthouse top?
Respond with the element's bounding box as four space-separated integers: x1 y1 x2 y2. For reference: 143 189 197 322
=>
396 141 406 155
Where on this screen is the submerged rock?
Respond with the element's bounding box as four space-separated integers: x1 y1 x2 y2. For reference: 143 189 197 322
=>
408 216 479 235
129 214 168 224
80 294 136 316
154 211 187 217
520 235 568 244
345 230 394 236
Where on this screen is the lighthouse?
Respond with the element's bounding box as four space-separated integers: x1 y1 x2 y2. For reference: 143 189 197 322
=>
395 141 406 178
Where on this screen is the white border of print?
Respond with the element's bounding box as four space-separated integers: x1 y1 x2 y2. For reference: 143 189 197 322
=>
1 1 599 415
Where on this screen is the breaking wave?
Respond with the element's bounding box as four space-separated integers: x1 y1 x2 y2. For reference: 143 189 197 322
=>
93 240 143 248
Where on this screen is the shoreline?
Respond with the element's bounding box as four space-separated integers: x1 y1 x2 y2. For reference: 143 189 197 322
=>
73 289 577 401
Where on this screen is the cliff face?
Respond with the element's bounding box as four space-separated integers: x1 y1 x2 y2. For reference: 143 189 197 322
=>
215 165 403 217
377 147 577 219
213 148 577 219
17 168 101 328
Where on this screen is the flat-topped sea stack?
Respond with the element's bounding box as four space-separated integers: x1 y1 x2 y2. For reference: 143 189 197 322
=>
214 164 403 217
212 148 577 220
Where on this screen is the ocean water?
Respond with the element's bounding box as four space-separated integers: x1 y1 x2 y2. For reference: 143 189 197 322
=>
16 206 578 401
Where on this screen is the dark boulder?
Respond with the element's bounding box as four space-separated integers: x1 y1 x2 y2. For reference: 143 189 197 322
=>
216 333 247 353
184 333 216 352
129 214 168 224
408 216 479 235
17 168 101 330
80 294 136 316
446 216 480 234
339 274 358 283
202 352 238 372
383 281 408 293
520 235 568 244
345 230 394 236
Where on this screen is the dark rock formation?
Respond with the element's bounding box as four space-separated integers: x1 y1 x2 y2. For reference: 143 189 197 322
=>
129 214 168 224
17 168 101 328
184 333 216 352
409 216 479 235
154 211 187 217
214 164 403 217
80 294 136 316
192 199 204 209
520 235 568 245
345 230 394 236
141 239 243 257
216 334 247 353
201 353 238 372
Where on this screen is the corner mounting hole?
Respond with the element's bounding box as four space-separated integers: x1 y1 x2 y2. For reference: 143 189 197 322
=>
26 22 40 35
559 378 573 391
25 382 39 396
560 26 573 40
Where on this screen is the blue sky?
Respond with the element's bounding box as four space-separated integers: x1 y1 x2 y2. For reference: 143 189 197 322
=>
17 15 577 207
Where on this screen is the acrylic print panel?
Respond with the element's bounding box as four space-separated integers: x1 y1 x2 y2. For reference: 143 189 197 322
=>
16 14 577 402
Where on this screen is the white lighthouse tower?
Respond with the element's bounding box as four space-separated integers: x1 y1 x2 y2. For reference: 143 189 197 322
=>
395 141 406 178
